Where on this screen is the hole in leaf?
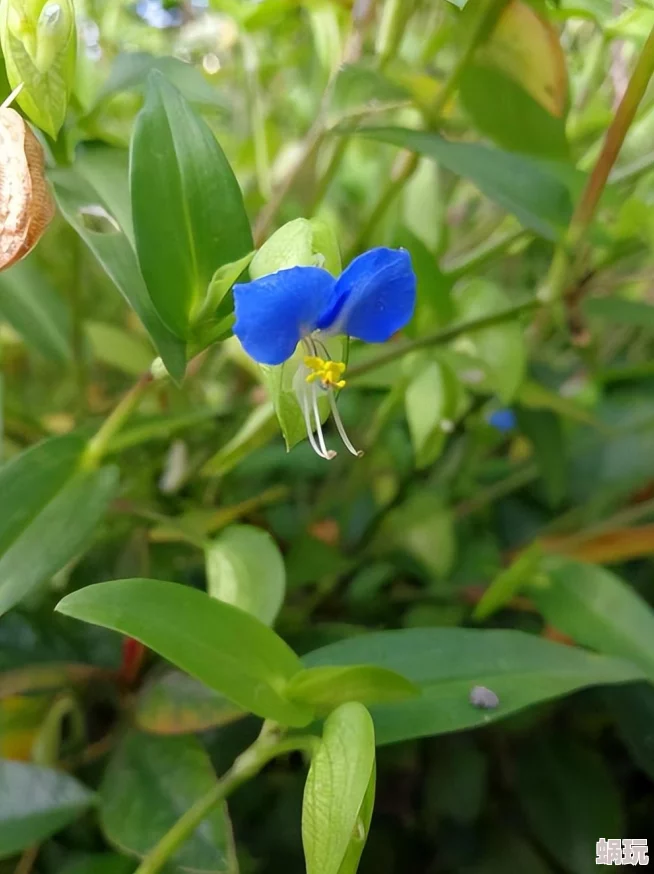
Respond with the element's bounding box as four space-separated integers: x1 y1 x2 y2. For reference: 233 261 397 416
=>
78 205 120 234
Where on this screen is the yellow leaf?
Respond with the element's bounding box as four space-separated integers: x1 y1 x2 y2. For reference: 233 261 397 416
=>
478 0 567 117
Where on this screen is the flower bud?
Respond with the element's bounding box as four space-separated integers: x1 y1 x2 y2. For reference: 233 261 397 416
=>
250 217 341 280
0 0 76 137
0 101 55 270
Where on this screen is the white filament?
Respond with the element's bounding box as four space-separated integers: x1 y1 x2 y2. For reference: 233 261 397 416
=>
328 389 363 457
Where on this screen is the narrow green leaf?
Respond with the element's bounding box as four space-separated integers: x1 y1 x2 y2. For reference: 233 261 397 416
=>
201 403 278 477
302 702 375 874
205 524 286 626
288 665 419 713
0 258 71 362
532 557 654 680
0 436 118 617
50 166 186 381
583 294 654 329
130 71 252 339
100 732 237 873
56 579 312 726
357 127 572 239
473 543 543 621
85 322 154 376
135 669 244 735
0 760 94 859
96 52 228 108
303 628 644 744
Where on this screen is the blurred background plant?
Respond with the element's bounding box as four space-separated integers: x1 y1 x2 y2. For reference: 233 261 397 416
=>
2 0 654 872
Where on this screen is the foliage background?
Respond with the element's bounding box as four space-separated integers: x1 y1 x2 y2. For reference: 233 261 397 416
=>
2 0 654 872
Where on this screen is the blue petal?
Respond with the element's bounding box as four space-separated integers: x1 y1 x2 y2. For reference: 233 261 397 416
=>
487 408 516 431
317 248 416 342
233 267 336 365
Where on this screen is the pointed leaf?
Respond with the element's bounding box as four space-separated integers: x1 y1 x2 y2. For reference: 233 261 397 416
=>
56 579 312 726
303 628 644 744
358 127 572 239
302 702 375 874
0 760 94 858
130 72 252 339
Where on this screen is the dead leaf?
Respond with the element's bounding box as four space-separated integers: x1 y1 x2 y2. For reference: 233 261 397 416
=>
0 107 55 271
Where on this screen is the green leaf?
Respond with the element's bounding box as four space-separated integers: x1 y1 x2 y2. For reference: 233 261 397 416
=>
357 127 572 239
0 759 94 859
454 278 527 403
56 579 312 726
583 294 654 329
287 665 419 713
375 492 455 580
74 145 135 245
531 557 654 680
514 737 623 874
58 854 134 874
201 403 278 477
0 0 76 137
107 408 219 454
605 682 654 782
303 627 644 744
404 356 463 469
460 64 569 159
50 166 186 382
205 524 286 626
516 408 566 506
96 52 228 108
250 217 341 279
85 322 154 376
135 669 244 735
100 731 237 873
0 436 118 617
302 702 375 874
473 543 543 621
130 71 252 339
0 258 71 363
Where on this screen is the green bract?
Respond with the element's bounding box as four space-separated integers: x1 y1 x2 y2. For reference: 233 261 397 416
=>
0 0 76 137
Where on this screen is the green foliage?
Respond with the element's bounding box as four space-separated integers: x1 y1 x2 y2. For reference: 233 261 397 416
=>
2 1 654 872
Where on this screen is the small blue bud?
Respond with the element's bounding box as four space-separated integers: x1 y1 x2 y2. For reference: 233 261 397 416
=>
487 408 516 432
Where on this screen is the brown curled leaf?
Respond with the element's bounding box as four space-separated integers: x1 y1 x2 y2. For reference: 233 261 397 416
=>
0 106 55 271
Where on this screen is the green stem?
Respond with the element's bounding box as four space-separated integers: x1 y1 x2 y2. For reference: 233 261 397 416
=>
542 23 654 303
134 733 317 874
82 373 154 469
348 297 540 380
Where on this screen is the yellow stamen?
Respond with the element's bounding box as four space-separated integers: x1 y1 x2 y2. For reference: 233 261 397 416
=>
303 355 347 389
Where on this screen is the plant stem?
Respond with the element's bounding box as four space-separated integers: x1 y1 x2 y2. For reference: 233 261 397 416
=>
83 372 154 469
348 297 540 380
134 733 317 874
542 23 654 303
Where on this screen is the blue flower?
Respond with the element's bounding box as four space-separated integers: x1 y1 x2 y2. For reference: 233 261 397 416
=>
233 247 416 459
487 408 516 432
